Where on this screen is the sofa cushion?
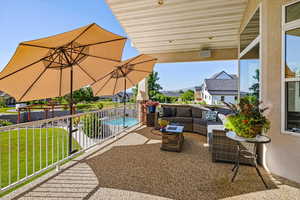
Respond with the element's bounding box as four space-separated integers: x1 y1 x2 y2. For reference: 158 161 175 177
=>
163 107 176 117
176 107 191 117
192 107 202 118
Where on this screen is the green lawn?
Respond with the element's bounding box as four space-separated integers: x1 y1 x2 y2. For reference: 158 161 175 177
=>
0 107 17 114
0 128 80 188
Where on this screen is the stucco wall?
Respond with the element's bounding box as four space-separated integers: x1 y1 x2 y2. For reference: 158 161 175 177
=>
260 0 300 183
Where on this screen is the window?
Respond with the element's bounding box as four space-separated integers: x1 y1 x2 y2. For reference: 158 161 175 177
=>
240 9 260 52
240 44 260 99
283 1 300 134
286 1 300 23
221 96 225 101
239 7 260 101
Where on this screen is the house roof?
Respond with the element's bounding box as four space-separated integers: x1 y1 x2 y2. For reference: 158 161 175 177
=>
205 79 238 91
204 71 238 95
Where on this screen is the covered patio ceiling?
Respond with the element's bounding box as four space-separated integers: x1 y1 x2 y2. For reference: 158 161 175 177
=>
105 0 248 62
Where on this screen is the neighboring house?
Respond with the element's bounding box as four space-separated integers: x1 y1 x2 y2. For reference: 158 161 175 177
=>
195 71 238 105
194 86 202 102
0 91 16 105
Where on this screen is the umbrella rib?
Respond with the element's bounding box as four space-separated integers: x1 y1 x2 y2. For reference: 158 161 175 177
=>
18 68 48 101
77 38 126 48
91 71 114 86
125 76 135 86
70 23 95 44
112 77 119 96
71 50 120 62
94 76 112 96
20 43 54 50
122 54 144 66
76 63 96 82
130 69 152 73
18 53 60 101
59 67 62 97
130 58 158 66
0 50 59 81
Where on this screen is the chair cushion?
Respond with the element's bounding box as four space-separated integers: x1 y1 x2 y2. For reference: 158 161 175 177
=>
192 107 202 118
176 107 191 117
163 107 176 117
205 111 218 121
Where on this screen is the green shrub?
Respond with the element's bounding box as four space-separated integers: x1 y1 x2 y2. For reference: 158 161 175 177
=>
76 103 93 111
0 99 6 108
0 119 13 127
82 114 101 138
95 102 103 110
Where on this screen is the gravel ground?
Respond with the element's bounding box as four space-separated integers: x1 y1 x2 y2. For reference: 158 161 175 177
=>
86 127 300 200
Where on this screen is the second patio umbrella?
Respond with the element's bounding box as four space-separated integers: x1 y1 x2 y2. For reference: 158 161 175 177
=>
0 23 126 154
91 54 157 127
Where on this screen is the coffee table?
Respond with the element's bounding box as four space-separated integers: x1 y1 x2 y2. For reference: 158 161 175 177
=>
160 125 184 152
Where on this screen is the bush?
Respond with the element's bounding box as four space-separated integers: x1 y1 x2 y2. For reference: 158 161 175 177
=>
76 103 93 111
0 119 13 127
82 114 101 138
95 102 103 110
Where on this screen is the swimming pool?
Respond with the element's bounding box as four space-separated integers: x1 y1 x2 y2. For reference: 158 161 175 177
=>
104 117 138 127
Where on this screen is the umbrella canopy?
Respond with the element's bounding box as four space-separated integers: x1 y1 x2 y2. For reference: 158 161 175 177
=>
91 54 157 97
0 23 126 102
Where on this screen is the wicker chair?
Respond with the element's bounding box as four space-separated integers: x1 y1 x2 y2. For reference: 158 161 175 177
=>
211 130 253 165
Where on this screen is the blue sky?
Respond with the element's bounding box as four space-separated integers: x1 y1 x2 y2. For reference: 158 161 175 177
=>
0 0 237 91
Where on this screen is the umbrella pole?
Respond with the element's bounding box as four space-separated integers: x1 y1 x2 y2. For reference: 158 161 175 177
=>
123 78 127 128
68 66 73 155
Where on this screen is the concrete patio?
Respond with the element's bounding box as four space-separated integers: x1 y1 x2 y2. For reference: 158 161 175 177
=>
4 125 300 200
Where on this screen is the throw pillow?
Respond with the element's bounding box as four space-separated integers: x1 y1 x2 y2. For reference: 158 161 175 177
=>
176 107 192 117
205 111 218 121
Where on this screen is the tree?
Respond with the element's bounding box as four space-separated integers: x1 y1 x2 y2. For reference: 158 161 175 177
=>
180 90 195 102
148 72 163 100
249 69 260 100
64 87 97 104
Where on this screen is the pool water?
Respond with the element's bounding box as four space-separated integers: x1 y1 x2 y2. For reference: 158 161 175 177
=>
104 117 138 127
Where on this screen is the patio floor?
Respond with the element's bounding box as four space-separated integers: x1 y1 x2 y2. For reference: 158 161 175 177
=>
4 126 300 200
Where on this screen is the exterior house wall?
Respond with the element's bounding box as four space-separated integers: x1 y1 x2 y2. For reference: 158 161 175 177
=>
212 95 236 105
240 0 300 183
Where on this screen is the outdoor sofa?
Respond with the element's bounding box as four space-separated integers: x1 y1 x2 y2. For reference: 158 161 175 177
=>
156 104 253 164
156 104 223 135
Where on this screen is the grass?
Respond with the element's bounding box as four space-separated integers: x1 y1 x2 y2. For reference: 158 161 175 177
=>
0 128 80 189
0 107 17 114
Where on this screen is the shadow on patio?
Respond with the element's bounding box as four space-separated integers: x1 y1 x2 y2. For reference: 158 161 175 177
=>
85 126 300 200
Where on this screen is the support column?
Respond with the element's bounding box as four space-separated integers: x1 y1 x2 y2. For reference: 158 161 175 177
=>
136 78 149 124
260 0 300 183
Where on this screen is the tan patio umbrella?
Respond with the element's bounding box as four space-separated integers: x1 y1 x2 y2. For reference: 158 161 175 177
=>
0 23 126 154
91 54 157 127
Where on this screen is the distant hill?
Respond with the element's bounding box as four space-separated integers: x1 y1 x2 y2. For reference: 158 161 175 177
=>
160 87 195 97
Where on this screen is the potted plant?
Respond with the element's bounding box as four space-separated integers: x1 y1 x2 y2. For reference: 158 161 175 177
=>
223 96 270 138
158 119 169 132
145 101 159 113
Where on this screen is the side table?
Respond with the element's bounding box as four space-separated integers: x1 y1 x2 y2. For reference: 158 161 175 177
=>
226 131 271 188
